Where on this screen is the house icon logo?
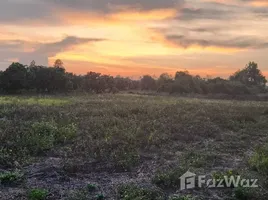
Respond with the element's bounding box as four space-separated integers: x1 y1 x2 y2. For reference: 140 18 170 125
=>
180 171 196 190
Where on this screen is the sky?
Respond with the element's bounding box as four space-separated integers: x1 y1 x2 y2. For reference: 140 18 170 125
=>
1 0 268 78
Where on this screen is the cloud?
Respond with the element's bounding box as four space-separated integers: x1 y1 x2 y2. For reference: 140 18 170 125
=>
242 0 268 7
0 36 103 68
165 34 268 50
35 36 104 57
43 0 184 12
179 7 234 20
0 0 183 25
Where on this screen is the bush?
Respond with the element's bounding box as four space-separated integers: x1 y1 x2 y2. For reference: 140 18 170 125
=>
234 187 253 200
28 188 49 200
169 195 194 200
0 170 23 185
118 184 164 200
20 121 77 155
55 123 77 143
152 166 186 189
249 144 268 175
25 121 57 154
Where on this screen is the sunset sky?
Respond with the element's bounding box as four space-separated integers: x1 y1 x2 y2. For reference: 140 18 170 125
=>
1 0 268 78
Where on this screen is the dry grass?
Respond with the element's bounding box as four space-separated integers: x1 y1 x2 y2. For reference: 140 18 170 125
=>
0 94 268 199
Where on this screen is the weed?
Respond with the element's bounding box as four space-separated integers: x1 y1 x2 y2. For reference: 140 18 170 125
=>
233 187 253 200
96 194 105 200
152 166 187 189
87 183 97 192
249 144 268 175
0 170 23 185
118 184 164 200
67 190 88 200
55 123 77 143
28 188 49 200
169 195 194 200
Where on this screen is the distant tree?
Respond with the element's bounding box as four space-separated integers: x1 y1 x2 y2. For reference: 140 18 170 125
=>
141 75 156 90
2 62 27 92
54 59 64 68
157 73 173 92
29 60 36 68
230 62 267 87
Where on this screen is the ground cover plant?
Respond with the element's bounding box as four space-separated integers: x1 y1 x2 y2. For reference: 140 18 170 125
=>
0 94 268 199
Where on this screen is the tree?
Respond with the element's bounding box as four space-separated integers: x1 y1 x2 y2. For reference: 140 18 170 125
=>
140 75 156 90
29 60 36 68
54 59 64 68
2 62 27 92
157 73 173 92
230 62 267 87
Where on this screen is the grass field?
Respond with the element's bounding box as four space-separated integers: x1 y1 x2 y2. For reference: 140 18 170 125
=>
1 94 268 200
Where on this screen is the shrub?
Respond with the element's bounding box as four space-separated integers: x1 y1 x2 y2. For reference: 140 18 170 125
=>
25 121 57 154
118 184 164 200
67 190 88 200
87 183 97 192
234 187 253 200
0 170 23 185
249 144 268 175
55 123 77 143
28 188 49 200
169 195 194 200
20 121 77 155
111 148 140 170
96 194 105 200
152 166 186 189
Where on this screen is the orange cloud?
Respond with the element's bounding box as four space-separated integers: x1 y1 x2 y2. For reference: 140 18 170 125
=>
249 1 268 7
58 8 177 26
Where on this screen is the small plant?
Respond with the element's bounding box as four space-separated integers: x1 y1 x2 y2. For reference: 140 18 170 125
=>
118 184 164 200
0 170 23 185
234 187 252 200
249 144 268 175
169 195 194 200
152 166 186 189
212 170 239 188
28 188 49 200
67 190 88 200
25 121 57 154
55 123 77 143
87 183 97 192
96 194 105 200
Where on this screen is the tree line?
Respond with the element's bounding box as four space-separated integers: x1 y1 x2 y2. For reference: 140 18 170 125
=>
0 60 266 95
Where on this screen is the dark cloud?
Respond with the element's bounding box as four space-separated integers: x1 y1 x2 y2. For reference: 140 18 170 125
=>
0 36 103 67
0 0 184 24
166 35 268 49
35 36 104 57
43 0 184 12
179 7 235 20
0 1 54 23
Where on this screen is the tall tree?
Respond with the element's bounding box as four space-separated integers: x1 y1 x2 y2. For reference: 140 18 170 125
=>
2 62 27 92
230 62 267 87
141 75 156 90
54 59 64 68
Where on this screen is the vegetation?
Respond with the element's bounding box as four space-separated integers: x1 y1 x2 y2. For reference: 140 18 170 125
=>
0 94 268 199
118 184 164 200
0 170 23 185
0 61 266 96
28 189 49 200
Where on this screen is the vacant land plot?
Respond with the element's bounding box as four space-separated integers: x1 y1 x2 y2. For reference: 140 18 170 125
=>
1 94 268 200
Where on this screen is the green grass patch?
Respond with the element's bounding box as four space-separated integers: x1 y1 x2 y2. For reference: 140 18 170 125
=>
249 144 268 175
0 96 70 106
28 188 49 200
0 170 23 185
